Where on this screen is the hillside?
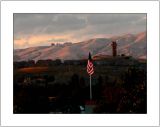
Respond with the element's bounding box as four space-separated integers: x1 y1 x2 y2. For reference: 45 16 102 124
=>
14 31 146 61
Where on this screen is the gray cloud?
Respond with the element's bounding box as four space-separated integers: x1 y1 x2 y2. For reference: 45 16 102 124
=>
14 14 87 36
14 13 146 36
14 13 146 48
87 14 145 25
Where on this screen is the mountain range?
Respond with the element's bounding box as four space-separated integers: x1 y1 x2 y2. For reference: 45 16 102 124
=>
14 31 147 61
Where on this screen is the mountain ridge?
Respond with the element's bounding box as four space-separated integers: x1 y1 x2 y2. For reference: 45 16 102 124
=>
14 31 147 61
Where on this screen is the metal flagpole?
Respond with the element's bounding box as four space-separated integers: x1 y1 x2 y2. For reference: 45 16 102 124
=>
90 75 92 100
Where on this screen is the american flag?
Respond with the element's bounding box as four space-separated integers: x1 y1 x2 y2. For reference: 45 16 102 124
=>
87 52 94 75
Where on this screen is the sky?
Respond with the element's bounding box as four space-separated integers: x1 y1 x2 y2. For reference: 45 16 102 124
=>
14 13 146 49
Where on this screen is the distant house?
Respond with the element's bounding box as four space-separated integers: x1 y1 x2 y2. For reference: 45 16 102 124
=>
63 42 72 46
51 43 55 46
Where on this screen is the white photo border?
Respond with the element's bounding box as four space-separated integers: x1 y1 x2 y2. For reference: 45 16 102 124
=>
1 1 159 126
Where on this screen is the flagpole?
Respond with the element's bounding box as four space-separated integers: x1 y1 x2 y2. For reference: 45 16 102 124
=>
90 75 92 100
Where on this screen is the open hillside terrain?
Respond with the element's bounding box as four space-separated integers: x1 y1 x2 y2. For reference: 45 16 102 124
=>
14 31 146 61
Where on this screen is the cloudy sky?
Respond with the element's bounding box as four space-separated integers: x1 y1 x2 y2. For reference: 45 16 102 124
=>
14 13 146 49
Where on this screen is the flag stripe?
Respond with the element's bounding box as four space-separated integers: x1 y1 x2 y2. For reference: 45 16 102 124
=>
87 57 94 75
87 67 94 74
